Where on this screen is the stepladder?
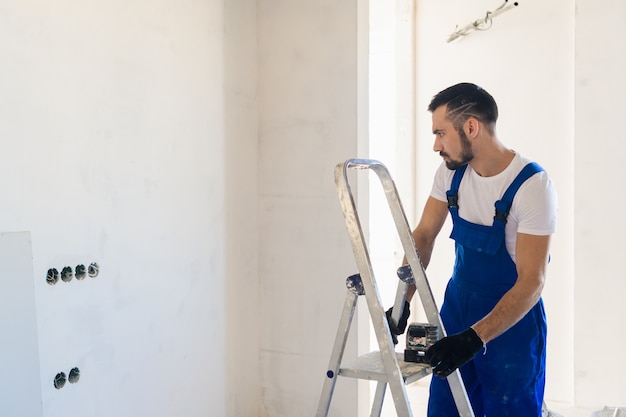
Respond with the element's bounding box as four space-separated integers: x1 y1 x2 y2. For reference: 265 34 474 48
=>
316 159 475 417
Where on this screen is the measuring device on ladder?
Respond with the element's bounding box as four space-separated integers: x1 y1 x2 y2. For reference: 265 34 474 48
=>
404 322 439 364
316 159 475 417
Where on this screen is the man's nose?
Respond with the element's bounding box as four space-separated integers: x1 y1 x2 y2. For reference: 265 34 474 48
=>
433 136 442 152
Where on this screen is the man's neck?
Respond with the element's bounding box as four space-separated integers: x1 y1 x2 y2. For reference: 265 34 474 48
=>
470 144 515 177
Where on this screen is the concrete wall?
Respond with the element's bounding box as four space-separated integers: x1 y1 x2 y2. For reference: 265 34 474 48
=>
257 1 366 415
0 1 249 416
224 1 259 415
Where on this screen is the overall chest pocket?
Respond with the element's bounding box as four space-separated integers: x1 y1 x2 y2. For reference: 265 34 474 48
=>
449 216 505 256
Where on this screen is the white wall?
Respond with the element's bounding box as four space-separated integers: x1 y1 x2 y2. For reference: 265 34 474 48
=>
0 1 259 416
574 0 626 407
224 0 259 415
256 1 366 416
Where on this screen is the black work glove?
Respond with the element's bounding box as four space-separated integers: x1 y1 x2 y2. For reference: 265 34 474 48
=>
385 301 410 345
425 327 484 378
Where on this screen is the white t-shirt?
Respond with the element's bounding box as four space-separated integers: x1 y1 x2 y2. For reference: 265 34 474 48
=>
430 152 558 262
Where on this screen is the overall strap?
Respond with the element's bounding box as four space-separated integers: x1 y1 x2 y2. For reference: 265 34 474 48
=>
446 164 468 215
493 162 544 226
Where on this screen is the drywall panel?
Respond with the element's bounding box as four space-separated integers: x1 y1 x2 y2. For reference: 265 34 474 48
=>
0 231 43 417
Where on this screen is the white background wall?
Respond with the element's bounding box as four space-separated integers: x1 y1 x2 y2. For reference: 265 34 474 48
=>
1 1 234 416
256 1 365 415
224 0 259 415
574 0 626 407
1 1 625 417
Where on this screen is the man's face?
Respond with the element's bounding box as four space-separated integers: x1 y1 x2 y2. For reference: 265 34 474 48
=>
431 105 473 170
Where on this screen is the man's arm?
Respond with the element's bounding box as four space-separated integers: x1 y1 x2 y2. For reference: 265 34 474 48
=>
405 196 449 301
471 232 551 343
426 232 551 378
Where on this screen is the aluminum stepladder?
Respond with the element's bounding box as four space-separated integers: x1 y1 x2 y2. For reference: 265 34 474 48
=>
316 159 475 417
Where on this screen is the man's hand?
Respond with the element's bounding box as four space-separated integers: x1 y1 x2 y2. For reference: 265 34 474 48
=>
385 301 410 345
425 327 484 378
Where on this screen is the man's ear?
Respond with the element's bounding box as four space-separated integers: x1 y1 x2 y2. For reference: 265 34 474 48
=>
465 117 480 138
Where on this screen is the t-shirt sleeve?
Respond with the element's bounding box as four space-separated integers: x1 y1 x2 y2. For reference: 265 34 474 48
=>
430 162 452 203
513 171 558 235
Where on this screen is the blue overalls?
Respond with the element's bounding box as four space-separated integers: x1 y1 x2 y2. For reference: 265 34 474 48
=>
427 163 547 417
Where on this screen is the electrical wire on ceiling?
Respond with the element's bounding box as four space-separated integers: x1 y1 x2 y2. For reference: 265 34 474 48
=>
447 0 520 43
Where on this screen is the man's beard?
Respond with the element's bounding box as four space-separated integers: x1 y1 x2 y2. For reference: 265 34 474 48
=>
441 129 473 170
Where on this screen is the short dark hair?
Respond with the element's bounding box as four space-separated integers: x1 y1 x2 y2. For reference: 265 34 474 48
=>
428 83 498 133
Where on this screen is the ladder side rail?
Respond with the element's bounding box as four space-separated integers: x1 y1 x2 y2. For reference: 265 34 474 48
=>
368 162 442 329
366 160 476 417
446 373 475 417
316 290 360 417
340 160 410 326
335 161 413 417
370 382 387 417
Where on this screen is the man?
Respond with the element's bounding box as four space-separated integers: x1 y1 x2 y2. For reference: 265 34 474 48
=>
390 83 557 416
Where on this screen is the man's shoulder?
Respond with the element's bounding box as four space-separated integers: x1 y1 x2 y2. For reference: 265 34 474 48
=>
512 154 552 187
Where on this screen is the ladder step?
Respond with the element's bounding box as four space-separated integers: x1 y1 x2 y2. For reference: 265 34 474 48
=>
339 351 431 385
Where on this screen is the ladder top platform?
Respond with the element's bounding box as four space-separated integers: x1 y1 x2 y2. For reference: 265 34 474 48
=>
339 351 431 385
